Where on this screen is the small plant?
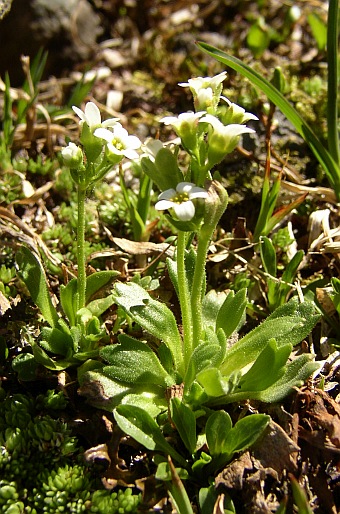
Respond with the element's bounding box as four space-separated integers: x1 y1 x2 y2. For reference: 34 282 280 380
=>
13 101 142 376
74 73 320 509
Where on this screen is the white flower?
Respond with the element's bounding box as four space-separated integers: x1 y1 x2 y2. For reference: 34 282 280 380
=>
199 114 255 164
72 102 119 131
200 113 255 138
61 142 83 167
141 138 164 161
179 73 227 111
160 111 206 128
155 182 208 221
179 72 227 94
221 98 259 124
94 124 141 159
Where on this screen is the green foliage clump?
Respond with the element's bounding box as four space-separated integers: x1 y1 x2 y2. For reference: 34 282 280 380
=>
90 489 141 513
0 264 17 298
0 390 141 514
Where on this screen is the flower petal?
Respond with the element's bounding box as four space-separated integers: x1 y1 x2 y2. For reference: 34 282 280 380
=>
102 117 120 127
123 148 139 159
155 199 176 211
189 187 209 199
176 182 196 194
158 188 177 201
126 135 142 150
72 105 85 122
84 102 101 127
93 127 114 142
173 201 195 221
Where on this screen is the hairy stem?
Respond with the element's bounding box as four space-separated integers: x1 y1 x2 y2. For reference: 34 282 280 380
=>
77 186 87 310
177 231 193 367
191 231 211 347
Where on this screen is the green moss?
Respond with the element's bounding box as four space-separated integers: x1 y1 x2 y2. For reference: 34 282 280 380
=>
0 390 141 513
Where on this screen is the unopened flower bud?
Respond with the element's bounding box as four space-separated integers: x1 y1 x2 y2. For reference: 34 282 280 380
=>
61 142 83 168
201 180 228 238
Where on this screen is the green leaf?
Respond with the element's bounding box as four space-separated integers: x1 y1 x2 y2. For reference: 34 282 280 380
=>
196 41 340 196
101 334 175 387
250 354 320 403
216 288 247 338
225 414 270 456
30 341 73 370
290 475 313 514
86 295 115 318
199 487 236 514
114 404 188 467
85 271 120 303
60 278 78 326
196 367 238 397
155 461 189 481
119 171 146 242
184 329 227 392
281 250 304 285
246 19 271 57
220 298 320 375
206 410 232 457
202 290 227 330
16 246 59 328
40 326 74 358
238 339 292 391
307 13 327 50
166 458 194 514
141 149 182 192
170 397 197 454
122 392 167 418
12 353 39 381
114 282 184 375
260 237 277 277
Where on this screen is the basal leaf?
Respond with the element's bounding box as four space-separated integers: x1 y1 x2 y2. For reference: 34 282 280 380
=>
260 237 277 277
114 404 187 467
220 298 319 375
114 282 184 375
170 397 197 454
60 278 78 326
226 414 270 456
250 354 320 403
202 290 227 330
238 339 292 391
16 246 59 328
40 326 74 358
216 288 247 338
86 295 115 317
101 334 175 387
86 270 120 303
206 410 232 457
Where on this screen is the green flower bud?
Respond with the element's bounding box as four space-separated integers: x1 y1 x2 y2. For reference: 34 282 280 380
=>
61 143 84 168
201 180 228 239
199 114 255 167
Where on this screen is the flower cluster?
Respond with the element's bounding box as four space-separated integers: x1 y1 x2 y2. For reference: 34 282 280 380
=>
62 101 142 186
142 71 257 225
61 73 257 227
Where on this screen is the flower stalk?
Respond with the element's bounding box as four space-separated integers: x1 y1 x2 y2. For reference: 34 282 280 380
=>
176 231 193 366
76 186 87 311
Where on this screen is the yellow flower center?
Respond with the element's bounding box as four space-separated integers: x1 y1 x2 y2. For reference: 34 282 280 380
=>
112 138 124 151
173 192 189 204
